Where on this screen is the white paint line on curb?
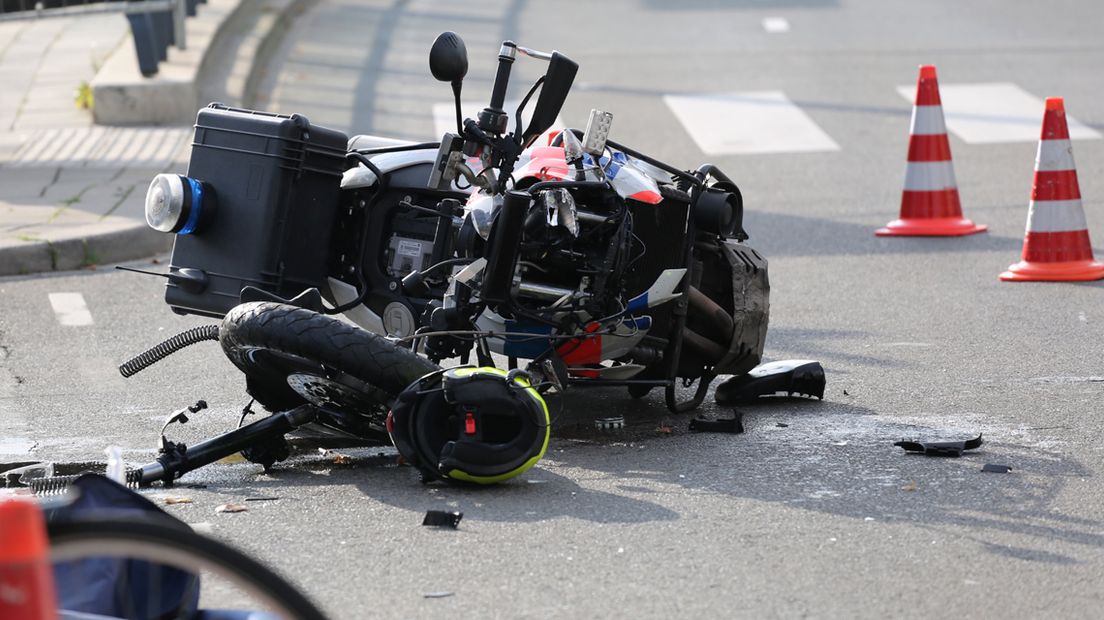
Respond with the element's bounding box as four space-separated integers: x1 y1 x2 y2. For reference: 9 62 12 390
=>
763 17 790 33
895 82 1102 144
664 90 840 155
49 292 94 326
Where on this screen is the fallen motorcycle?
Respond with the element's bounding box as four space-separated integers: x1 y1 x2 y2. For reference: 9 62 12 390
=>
116 32 770 486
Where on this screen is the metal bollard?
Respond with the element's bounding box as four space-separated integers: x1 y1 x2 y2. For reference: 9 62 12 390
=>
125 11 162 77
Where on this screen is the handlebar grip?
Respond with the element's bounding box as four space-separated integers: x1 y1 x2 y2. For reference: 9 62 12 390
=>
479 42 516 134
489 42 516 110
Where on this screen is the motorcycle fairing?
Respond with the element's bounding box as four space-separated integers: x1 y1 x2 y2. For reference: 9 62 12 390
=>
625 268 686 313
511 141 664 204
513 145 572 182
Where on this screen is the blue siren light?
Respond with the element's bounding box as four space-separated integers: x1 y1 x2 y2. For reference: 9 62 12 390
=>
145 174 212 235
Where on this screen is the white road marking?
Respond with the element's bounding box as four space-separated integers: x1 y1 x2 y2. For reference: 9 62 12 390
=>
48 292 94 326
894 82 1102 144
0 437 37 455
433 101 565 141
763 17 790 33
664 90 840 155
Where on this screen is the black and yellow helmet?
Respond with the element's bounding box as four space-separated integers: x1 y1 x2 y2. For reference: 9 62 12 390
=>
387 367 550 484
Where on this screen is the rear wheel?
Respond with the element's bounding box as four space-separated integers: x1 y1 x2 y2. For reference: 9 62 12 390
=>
220 302 439 442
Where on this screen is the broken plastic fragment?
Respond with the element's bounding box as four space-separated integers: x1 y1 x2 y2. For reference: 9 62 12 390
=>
981 464 1012 473
715 360 826 405
894 434 983 457
423 510 463 528
689 413 744 434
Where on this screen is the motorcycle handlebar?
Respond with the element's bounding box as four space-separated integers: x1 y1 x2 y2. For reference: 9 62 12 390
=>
477 42 517 135
489 42 516 111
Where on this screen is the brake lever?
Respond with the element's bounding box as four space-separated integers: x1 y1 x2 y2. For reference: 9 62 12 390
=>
463 118 493 146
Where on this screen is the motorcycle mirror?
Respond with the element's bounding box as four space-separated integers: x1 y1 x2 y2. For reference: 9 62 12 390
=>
521 52 578 147
429 31 469 84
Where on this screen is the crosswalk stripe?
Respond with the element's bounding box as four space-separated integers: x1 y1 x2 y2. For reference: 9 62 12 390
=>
48 292 94 327
664 90 840 155
763 17 790 33
895 82 1102 144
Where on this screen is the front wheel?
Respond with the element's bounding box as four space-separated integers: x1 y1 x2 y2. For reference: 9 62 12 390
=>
219 302 440 442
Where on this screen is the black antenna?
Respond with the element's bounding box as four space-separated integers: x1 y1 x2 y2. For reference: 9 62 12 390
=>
115 265 170 279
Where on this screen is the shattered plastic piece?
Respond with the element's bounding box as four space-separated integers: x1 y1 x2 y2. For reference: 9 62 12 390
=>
981 464 1012 473
689 413 744 434
215 503 248 514
895 434 983 457
2 462 53 488
715 360 826 405
423 510 463 528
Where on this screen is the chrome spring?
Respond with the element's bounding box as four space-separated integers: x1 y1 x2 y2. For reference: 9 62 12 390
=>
26 469 144 495
119 325 220 377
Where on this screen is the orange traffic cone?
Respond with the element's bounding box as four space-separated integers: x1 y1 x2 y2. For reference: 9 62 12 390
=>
0 497 57 620
1001 98 1104 281
877 65 987 236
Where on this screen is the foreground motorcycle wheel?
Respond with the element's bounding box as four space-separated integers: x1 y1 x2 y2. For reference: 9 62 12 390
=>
219 302 440 432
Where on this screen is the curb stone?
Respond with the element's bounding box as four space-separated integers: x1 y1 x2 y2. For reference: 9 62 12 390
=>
0 210 171 277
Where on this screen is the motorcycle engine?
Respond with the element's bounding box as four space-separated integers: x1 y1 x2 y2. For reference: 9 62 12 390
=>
512 187 633 320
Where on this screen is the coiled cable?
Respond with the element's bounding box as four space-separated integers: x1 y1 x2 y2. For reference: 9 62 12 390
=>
118 324 220 377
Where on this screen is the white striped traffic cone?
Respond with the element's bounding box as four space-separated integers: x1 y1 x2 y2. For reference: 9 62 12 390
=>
1000 97 1104 281
877 65 987 236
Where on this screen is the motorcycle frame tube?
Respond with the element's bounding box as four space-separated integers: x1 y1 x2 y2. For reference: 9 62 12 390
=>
140 405 317 485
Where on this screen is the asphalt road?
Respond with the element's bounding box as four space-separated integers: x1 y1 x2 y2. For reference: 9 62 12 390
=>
4 0 1104 617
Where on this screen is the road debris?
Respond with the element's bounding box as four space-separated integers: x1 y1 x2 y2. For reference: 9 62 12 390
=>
424 592 455 599
981 464 1012 473
715 360 825 405
244 496 281 502
215 503 248 514
689 413 744 434
655 425 673 435
901 481 918 492
318 448 355 465
594 416 624 431
423 510 463 528
895 434 983 457
162 496 193 505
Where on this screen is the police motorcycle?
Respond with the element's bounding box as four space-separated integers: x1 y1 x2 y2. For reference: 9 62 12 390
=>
117 32 770 486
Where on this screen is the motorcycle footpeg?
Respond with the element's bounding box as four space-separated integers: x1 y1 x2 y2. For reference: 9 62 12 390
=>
714 360 825 406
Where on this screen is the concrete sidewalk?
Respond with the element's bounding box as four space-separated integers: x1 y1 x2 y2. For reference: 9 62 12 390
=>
0 0 307 276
